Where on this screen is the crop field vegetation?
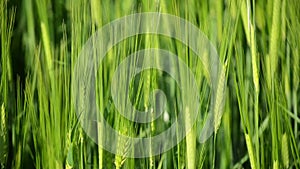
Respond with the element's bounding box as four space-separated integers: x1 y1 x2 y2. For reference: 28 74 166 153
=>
0 0 299 168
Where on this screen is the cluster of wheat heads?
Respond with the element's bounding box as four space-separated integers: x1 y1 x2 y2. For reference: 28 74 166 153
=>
0 0 300 168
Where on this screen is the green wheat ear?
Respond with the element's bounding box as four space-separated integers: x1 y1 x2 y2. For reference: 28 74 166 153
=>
114 121 131 169
0 104 6 137
214 62 227 134
268 0 281 87
241 0 250 46
114 140 129 169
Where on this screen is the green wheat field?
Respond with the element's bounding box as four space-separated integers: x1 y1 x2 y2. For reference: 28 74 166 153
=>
0 0 299 168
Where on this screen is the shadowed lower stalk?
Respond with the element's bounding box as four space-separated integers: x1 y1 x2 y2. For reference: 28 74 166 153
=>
0 1 15 168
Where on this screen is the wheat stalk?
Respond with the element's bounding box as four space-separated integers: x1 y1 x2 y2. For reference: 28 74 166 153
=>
245 134 257 169
185 107 196 169
281 133 289 168
0 104 8 167
273 160 279 169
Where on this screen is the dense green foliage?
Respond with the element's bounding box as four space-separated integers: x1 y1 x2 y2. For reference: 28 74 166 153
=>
0 0 299 168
